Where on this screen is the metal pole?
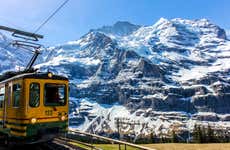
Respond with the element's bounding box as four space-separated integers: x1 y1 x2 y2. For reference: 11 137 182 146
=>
0 25 43 39
91 134 93 150
116 118 120 140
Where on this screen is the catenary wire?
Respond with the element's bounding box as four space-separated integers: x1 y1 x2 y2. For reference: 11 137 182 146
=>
2 0 70 51
33 0 70 34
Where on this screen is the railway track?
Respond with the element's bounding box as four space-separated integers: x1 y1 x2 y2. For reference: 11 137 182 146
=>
51 138 87 150
0 138 87 150
0 129 153 150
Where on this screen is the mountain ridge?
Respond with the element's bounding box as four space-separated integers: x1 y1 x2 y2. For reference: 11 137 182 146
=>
1 18 230 140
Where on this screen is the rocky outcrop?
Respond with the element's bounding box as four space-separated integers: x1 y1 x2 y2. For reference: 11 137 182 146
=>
135 59 164 78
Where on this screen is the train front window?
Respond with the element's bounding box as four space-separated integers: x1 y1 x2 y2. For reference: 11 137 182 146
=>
29 83 40 107
44 84 66 106
13 84 21 107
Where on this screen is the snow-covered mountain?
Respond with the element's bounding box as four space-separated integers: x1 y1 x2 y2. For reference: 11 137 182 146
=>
1 18 230 140
0 33 31 73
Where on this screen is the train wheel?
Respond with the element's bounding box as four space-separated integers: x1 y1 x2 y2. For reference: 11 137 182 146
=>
0 133 9 147
4 135 10 147
4 137 15 149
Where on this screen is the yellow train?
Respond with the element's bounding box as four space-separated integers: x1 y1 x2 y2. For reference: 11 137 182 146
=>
0 71 69 144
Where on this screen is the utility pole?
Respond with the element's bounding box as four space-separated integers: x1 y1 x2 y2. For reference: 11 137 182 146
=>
115 118 122 150
115 118 121 140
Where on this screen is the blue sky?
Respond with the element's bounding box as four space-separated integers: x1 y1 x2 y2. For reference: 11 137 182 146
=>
0 0 229 46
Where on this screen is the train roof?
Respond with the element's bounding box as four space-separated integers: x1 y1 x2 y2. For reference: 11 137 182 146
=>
0 71 68 83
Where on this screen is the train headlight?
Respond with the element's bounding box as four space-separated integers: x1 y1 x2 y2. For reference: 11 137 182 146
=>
61 116 65 121
48 72 53 78
31 118 37 124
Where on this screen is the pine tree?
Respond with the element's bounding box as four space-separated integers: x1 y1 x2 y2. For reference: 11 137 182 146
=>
160 135 166 143
150 132 157 143
195 126 200 143
201 126 206 143
192 124 198 143
192 124 203 143
171 130 178 143
207 125 215 143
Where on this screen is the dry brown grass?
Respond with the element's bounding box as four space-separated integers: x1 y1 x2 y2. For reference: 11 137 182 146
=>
73 143 230 150
143 143 230 150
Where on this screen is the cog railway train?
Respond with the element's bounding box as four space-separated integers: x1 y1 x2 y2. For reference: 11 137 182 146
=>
0 24 69 145
0 71 69 144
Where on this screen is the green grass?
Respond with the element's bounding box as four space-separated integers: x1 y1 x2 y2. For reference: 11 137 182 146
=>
95 144 139 150
70 142 95 149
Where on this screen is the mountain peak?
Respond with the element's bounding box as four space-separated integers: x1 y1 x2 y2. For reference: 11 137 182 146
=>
150 18 227 40
153 17 170 26
113 21 137 28
91 21 141 36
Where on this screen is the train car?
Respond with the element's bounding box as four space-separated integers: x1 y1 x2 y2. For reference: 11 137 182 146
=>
0 71 69 144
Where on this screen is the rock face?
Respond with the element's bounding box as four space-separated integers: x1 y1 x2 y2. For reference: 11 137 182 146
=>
1 18 230 138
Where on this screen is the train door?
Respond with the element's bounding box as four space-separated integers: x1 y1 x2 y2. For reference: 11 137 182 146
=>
2 83 11 128
0 85 5 128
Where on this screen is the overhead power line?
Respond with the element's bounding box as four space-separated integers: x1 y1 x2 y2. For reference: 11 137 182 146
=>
0 0 70 72
2 0 70 50
33 0 70 34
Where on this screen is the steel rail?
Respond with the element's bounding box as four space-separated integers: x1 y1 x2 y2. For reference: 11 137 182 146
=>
53 138 86 150
58 137 101 150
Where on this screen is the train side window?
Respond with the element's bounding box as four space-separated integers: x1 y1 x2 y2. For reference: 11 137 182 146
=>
13 84 21 107
0 87 5 108
44 84 66 106
29 83 40 107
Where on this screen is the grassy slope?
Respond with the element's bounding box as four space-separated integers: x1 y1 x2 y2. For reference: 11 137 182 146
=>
143 143 230 150
72 142 230 150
